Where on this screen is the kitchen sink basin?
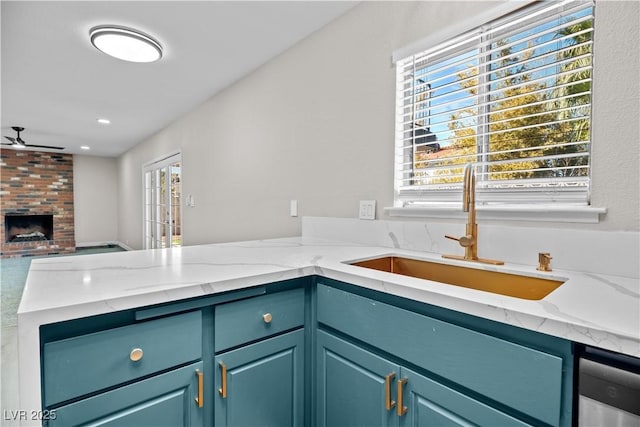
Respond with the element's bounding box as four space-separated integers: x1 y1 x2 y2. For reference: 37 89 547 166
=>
350 256 565 300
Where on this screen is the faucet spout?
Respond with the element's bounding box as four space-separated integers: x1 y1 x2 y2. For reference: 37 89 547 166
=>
463 163 474 213
443 163 503 265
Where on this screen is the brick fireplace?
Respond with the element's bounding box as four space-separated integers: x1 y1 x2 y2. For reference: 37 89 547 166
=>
1 149 75 258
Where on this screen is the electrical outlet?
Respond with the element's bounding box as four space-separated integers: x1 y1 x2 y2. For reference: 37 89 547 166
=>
359 200 376 220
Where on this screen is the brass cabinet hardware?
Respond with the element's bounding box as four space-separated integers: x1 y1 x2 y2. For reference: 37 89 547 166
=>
397 377 408 417
195 369 204 408
385 372 396 411
218 362 227 398
537 252 552 271
263 313 273 324
129 348 144 362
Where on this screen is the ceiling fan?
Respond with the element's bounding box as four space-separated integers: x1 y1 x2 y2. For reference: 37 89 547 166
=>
2 127 64 150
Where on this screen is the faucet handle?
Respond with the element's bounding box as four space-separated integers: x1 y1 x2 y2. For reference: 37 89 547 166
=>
445 234 474 247
537 252 552 271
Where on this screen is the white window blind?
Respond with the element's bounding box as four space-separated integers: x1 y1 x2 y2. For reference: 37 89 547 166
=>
394 0 594 207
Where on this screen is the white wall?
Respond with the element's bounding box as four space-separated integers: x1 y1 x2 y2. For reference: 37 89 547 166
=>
117 1 640 250
73 155 118 245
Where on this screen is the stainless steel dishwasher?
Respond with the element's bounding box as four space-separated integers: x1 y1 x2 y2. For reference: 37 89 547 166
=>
578 347 640 426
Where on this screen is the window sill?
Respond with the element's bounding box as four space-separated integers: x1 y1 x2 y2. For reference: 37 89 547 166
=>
384 204 607 224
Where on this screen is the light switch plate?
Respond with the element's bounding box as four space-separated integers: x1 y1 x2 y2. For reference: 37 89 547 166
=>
359 200 376 220
290 200 298 217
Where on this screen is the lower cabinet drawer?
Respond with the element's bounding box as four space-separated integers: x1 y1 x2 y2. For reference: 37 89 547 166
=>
43 310 202 407
214 288 305 352
317 283 565 426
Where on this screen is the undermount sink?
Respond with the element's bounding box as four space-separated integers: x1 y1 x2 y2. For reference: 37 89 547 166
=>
350 256 565 300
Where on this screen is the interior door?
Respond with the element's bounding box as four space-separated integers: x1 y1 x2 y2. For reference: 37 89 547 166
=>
144 154 182 249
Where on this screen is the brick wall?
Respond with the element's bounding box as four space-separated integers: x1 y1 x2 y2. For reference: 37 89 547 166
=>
0 149 75 257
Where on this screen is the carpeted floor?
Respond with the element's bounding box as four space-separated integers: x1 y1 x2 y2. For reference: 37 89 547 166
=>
0 245 126 425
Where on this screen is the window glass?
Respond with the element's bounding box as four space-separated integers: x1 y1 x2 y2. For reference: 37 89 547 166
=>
395 1 594 206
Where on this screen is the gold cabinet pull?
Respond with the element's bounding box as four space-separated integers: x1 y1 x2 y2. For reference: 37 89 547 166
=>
397 377 408 417
218 362 227 398
263 313 273 324
385 372 396 411
195 369 204 408
129 348 144 362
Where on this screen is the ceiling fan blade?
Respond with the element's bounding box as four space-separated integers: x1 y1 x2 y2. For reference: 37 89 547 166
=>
24 144 65 150
4 136 16 143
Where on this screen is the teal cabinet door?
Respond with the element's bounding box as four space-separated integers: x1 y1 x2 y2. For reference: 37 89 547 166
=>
48 362 204 427
214 329 304 427
398 366 533 427
317 330 399 427
317 331 536 427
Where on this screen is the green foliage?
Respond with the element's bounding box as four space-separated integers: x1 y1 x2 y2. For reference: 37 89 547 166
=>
415 16 592 186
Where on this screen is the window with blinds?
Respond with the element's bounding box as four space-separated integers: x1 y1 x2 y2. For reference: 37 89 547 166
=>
394 0 594 207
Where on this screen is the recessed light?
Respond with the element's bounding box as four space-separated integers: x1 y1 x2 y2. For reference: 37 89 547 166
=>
90 25 163 63
80 145 90 150
97 118 111 125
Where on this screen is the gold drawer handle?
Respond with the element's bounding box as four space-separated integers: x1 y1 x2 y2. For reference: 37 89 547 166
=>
195 369 204 408
385 372 396 411
263 313 273 324
130 348 144 362
397 377 408 417
218 362 227 398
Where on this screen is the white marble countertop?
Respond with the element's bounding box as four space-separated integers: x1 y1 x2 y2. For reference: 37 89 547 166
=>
17 236 640 422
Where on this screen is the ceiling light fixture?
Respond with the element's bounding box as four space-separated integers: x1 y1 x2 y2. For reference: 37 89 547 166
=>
81 146 91 150
90 25 163 63
97 118 111 125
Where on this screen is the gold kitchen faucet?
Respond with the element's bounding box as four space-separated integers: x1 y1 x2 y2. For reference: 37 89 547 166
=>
443 163 504 265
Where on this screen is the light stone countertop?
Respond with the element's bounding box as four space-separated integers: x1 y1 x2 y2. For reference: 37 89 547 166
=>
16 236 640 423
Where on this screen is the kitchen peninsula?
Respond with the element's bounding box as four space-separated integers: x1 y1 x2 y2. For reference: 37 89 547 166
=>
17 218 640 426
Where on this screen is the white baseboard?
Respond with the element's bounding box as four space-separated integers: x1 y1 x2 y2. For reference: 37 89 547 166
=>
116 241 134 251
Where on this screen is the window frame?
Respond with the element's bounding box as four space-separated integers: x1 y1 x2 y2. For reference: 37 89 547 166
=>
389 0 604 223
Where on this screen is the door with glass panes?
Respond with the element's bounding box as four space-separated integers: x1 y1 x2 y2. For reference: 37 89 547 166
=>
144 154 182 249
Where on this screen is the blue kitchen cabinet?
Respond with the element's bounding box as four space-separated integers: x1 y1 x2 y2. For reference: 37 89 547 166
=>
317 331 532 427
38 275 575 426
214 330 305 427
42 310 205 427
316 279 574 427
213 288 307 427
316 330 398 427
399 365 532 427
43 310 203 407
48 362 204 427
39 281 310 427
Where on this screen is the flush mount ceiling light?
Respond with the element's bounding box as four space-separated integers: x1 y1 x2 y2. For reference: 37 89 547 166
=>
96 118 111 125
90 25 163 63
